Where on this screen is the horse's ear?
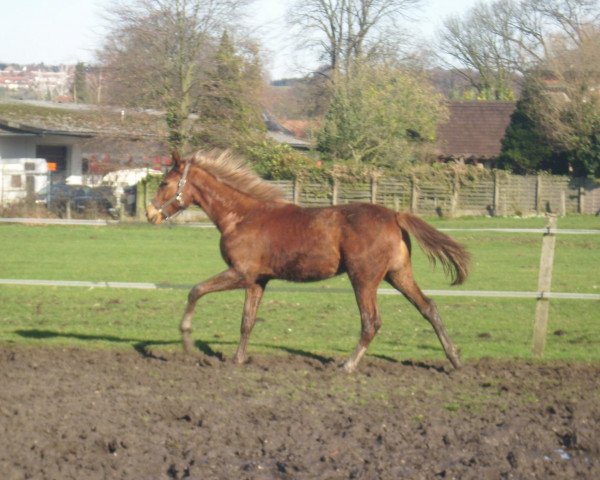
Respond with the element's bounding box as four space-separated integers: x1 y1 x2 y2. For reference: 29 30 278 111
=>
172 149 182 168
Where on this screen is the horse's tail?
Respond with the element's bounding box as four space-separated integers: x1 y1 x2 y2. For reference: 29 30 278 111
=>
396 212 470 286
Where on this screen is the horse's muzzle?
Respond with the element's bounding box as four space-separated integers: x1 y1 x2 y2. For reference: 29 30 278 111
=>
146 203 164 224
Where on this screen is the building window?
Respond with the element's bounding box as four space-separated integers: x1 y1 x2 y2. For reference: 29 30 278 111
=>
11 175 22 188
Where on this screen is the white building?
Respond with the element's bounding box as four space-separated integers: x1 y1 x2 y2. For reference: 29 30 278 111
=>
0 119 92 185
0 158 48 205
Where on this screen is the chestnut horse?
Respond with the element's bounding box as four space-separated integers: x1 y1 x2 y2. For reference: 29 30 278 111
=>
146 150 469 372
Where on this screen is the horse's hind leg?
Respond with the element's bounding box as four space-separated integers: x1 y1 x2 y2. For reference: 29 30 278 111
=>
233 281 267 364
180 268 246 354
343 284 381 373
387 270 461 369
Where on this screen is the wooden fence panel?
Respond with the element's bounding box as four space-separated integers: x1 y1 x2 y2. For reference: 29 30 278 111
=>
416 181 452 215
269 180 294 202
376 179 411 211
299 182 332 206
583 178 600 215
260 173 597 217
337 182 371 205
499 175 536 216
458 178 494 216
540 176 569 215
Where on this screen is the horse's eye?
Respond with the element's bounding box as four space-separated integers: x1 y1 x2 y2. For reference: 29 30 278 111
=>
159 182 167 188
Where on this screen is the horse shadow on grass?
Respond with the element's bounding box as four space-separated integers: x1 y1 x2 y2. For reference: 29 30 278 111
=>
14 329 178 361
14 329 442 369
208 339 335 366
14 329 335 366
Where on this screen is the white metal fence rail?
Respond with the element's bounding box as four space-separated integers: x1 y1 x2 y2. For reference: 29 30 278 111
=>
1 219 597 301
0 278 598 301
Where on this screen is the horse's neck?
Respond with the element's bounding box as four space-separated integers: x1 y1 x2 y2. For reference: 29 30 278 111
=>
189 168 259 232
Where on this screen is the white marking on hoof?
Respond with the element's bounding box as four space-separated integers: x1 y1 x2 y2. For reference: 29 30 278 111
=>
342 361 357 373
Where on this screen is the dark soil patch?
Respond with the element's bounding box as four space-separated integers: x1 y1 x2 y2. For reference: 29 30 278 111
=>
0 346 598 479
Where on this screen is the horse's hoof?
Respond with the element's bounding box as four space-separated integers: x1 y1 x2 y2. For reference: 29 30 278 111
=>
182 339 194 355
341 361 356 373
181 329 194 353
448 352 461 369
232 356 246 365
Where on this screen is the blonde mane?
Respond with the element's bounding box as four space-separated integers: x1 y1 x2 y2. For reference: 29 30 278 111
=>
189 150 285 202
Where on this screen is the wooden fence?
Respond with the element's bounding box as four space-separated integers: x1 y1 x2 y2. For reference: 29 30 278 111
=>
135 172 599 220
269 173 600 216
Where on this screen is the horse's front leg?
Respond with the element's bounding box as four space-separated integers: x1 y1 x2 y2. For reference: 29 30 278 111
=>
233 281 267 364
181 268 247 354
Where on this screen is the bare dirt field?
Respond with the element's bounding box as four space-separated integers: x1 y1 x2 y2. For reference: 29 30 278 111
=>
0 345 598 479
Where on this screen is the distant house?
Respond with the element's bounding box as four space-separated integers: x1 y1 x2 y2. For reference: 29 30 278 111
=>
278 119 311 139
0 65 72 99
436 100 516 167
1 103 312 189
0 119 93 185
264 112 312 150
0 101 168 185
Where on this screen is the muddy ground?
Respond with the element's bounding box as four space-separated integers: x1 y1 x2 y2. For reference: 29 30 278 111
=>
0 346 598 480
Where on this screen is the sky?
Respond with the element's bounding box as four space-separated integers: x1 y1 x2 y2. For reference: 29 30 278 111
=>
0 0 482 79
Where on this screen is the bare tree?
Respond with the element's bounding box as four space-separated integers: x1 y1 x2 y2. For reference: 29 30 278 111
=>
288 0 421 75
526 25 600 175
97 0 254 148
437 0 600 99
437 1 520 99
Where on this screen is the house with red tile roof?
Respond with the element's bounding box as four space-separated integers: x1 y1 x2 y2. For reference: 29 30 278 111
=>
436 101 516 167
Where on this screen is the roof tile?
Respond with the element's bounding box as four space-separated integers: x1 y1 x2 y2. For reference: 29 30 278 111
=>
436 101 516 158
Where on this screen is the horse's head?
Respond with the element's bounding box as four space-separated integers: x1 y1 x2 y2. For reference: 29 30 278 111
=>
146 150 192 224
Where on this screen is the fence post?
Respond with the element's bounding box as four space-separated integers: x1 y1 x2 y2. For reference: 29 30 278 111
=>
293 178 301 205
578 184 585 214
560 190 566 217
370 176 377 204
536 174 543 214
331 178 338 206
532 214 557 358
410 176 418 214
492 171 500 216
450 171 459 217
139 181 148 220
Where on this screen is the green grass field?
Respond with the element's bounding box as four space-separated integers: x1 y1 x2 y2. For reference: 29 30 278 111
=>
0 215 598 363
